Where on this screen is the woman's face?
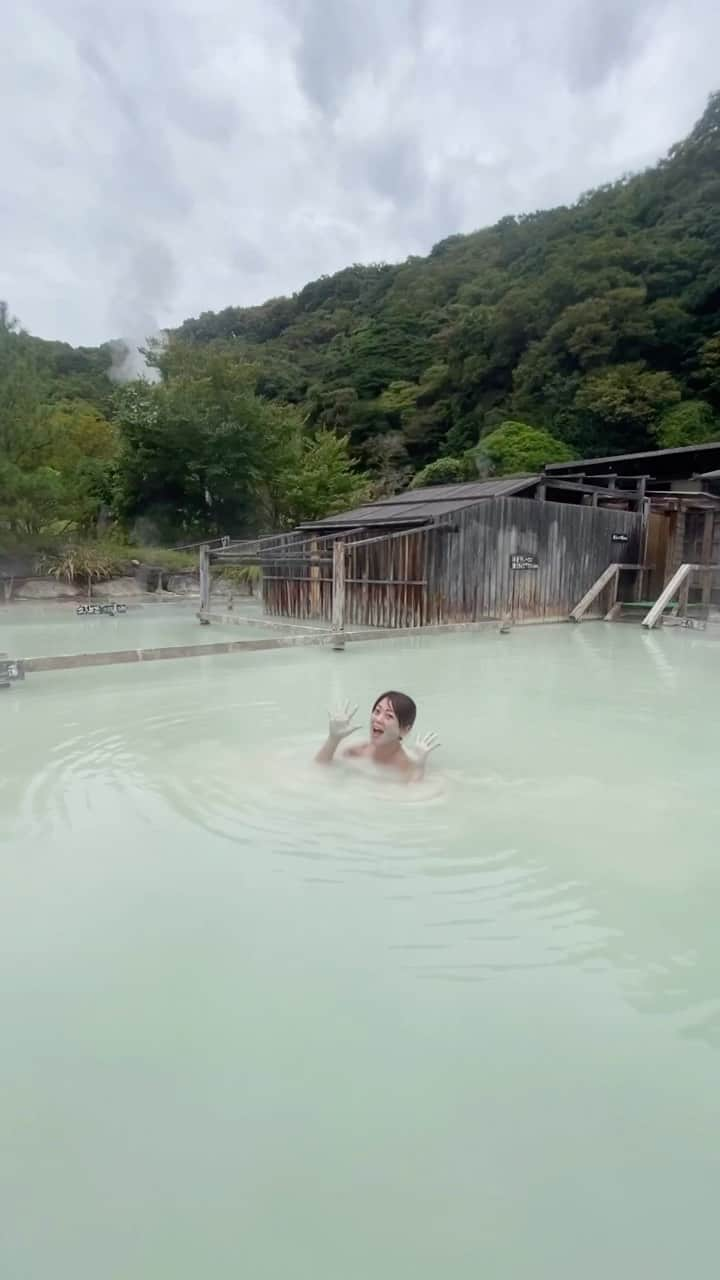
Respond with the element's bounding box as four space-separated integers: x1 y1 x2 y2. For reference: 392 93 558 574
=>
371 696 401 742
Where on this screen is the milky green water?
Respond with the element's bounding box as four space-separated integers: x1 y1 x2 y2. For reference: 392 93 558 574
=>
0 599 281 657
1 626 719 1278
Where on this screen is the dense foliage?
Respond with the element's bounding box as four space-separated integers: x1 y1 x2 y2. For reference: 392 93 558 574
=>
173 93 720 477
1 94 719 545
475 422 575 476
0 304 117 537
0 315 367 543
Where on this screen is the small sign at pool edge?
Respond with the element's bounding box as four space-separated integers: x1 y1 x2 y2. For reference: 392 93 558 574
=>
611 533 629 543
510 553 539 571
0 656 25 686
76 602 128 616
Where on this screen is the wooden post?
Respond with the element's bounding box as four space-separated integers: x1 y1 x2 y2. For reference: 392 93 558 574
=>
701 510 714 608
310 538 320 618
670 505 686 577
606 566 620 617
677 572 691 618
331 540 346 649
199 543 211 622
642 563 691 629
536 482 547 502
569 563 619 622
636 497 651 602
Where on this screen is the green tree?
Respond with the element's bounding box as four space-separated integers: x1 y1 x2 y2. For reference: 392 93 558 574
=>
113 346 301 538
362 431 411 496
654 400 718 448
0 460 66 535
0 309 117 534
409 455 476 488
273 431 370 526
573 364 682 452
39 400 119 530
0 310 48 464
376 381 419 417
475 421 575 476
695 336 720 407
41 399 117 470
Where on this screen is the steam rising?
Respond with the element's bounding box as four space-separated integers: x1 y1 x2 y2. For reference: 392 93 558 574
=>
108 241 175 384
108 334 165 384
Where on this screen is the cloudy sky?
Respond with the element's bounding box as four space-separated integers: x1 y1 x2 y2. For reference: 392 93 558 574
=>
1 0 718 348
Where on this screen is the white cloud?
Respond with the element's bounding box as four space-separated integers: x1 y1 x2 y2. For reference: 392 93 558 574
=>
0 0 717 346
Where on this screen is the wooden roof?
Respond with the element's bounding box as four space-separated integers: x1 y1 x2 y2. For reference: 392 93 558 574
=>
299 475 540 530
546 440 720 480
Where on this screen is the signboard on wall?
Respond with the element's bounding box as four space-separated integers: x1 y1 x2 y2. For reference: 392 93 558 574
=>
510 553 539 571
611 533 629 543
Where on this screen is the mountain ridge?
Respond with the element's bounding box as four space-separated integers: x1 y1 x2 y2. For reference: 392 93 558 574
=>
168 91 720 474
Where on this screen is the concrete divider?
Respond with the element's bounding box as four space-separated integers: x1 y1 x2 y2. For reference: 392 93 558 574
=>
23 633 329 672
20 619 500 675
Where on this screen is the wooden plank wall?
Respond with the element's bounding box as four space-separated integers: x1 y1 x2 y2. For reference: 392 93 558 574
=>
261 531 329 621
262 497 644 626
712 515 720 603
425 497 643 623
262 528 430 627
683 508 720 604
344 529 429 628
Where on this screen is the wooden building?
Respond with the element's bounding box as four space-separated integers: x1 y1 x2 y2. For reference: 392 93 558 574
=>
545 441 720 603
260 476 644 628
206 440 720 633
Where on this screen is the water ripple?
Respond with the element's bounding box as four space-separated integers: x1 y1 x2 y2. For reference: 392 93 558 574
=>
6 699 718 1041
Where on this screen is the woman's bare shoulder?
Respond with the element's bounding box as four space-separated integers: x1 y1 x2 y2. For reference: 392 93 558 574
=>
393 748 415 772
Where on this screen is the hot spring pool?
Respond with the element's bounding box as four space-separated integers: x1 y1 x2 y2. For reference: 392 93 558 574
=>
1 625 718 1278
0 599 285 658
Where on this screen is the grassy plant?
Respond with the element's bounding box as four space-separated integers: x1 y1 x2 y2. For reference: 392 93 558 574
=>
43 544 120 599
32 537 200 600
213 564 263 596
124 544 198 571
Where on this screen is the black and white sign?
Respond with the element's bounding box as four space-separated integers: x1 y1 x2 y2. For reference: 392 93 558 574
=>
611 533 629 543
510 553 539 571
0 657 24 686
76 602 128 616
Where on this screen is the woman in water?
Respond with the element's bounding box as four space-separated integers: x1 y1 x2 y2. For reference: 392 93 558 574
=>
315 690 439 780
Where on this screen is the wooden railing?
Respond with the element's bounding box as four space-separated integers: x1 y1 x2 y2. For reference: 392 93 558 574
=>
641 564 720 629
569 564 645 623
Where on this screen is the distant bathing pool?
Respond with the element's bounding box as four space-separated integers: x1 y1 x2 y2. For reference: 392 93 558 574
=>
0 596 493 679
1 623 718 1277
0 599 288 657
0 599 327 676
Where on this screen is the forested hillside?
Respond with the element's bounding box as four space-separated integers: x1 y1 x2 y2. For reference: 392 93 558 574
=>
176 91 720 484
1 93 719 543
